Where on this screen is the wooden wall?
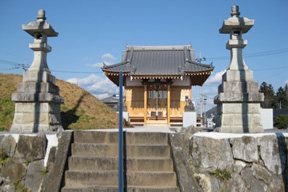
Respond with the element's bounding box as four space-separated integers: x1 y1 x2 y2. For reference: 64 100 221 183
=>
125 87 144 116
170 86 191 117
125 85 191 120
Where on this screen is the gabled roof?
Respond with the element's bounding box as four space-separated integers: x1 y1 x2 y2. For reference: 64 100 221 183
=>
102 44 214 76
102 44 214 86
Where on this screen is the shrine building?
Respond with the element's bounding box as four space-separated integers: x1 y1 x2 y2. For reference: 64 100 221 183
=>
102 44 214 125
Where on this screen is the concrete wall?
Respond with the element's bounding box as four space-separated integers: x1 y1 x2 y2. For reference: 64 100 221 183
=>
261 108 273 129
182 112 197 128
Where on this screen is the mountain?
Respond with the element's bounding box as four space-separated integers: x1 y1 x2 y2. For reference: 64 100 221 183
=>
0 73 119 131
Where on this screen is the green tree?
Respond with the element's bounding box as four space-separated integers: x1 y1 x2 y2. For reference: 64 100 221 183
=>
275 86 288 109
285 84 288 99
259 82 275 108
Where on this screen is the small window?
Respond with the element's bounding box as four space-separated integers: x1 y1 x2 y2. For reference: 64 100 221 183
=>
149 90 157 99
153 90 157 99
163 90 167 99
159 91 162 99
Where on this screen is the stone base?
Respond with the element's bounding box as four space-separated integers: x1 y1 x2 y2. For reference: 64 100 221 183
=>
222 69 253 82
214 67 264 133
218 125 263 133
10 124 63 133
182 112 197 128
23 71 55 83
10 69 64 133
10 102 63 133
215 103 264 133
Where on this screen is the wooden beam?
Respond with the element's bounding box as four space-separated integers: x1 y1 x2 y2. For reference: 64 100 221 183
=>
167 84 171 124
144 84 147 124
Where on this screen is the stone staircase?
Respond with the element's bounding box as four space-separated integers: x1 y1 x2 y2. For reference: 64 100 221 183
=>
61 130 180 192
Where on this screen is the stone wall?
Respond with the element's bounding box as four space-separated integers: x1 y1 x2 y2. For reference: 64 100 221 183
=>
1 128 287 192
189 131 288 192
0 131 72 192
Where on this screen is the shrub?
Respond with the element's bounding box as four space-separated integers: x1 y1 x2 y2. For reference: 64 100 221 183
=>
274 115 288 129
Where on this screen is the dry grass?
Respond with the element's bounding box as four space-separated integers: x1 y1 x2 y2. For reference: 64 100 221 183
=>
0 73 120 131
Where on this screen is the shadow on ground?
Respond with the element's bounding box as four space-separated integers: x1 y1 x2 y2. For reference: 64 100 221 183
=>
61 93 87 129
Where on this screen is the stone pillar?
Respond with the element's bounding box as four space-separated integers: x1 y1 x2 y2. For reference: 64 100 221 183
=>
214 6 264 133
10 10 64 133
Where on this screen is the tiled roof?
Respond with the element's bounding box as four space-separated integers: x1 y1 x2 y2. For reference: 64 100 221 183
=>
102 45 214 76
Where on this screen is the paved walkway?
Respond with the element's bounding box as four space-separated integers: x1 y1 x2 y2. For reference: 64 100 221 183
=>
93 127 288 134
91 126 175 133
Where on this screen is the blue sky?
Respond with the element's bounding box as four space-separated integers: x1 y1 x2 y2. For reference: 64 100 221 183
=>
0 0 287 112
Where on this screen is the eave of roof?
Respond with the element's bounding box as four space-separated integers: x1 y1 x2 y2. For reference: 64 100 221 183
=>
102 44 214 86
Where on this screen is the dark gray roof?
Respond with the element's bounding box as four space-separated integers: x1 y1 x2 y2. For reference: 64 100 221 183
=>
100 95 119 103
102 45 214 76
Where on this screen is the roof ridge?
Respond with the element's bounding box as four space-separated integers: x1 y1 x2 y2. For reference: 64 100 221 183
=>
102 61 129 69
126 44 192 51
187 60 214 68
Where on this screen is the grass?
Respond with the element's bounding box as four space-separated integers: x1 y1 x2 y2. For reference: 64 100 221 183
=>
13 180 21 190
0 149 8 166
40 167 49 176
0 99 15 131
13 179 30 192
210 168 231 181
0 73 120 131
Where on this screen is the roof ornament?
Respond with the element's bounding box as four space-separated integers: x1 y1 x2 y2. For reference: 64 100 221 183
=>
231 5 240 17
178 65 181 73
131 65 136 74
37 9 46 22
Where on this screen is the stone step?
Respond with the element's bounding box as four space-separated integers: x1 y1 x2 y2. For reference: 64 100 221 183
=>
72 143 170 158
68 157 174 172
62 186 180 192
74 131 169 145
65 171 177 188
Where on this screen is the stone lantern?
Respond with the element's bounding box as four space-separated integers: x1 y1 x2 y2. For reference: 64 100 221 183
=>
10 10 64 133
214 6 264 133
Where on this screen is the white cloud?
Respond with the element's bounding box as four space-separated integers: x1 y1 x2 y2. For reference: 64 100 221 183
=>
203 87 218 97
285 80 288 86
205 70 226 85
94 93 111 100
85 53 116 68
85 63 104 68
102 53 116 63
67 74 118 99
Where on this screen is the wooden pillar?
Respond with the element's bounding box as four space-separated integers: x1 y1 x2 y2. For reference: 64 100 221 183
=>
167 84 171 124
144 84 147 124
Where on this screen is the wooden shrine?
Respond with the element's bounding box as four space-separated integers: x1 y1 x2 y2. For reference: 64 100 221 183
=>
102 44 214 125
